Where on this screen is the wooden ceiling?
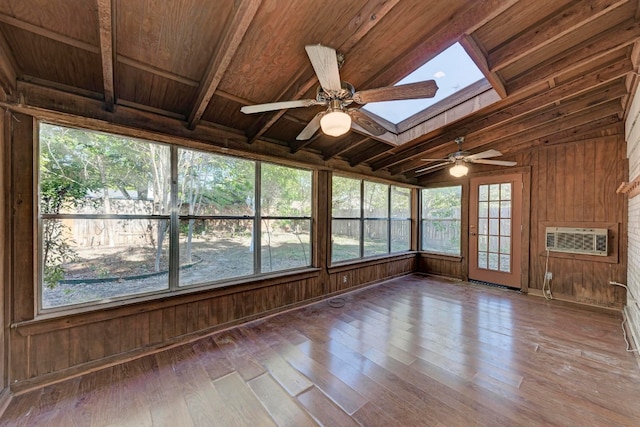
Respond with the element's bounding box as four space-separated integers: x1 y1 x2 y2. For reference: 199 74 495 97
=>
0 0 637 183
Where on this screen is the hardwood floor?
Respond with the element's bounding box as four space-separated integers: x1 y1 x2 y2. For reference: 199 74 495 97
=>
3 274 640 426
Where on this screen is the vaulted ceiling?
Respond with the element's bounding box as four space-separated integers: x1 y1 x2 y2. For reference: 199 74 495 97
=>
0 0 637 183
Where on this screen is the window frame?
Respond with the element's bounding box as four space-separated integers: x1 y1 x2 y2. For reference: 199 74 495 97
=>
331 175 412 264
37 123 314 313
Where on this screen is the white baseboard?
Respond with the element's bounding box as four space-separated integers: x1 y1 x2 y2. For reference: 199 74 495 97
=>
624 303 640 354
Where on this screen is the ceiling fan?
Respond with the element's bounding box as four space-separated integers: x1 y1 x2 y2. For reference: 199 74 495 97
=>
240 44 439 140
416 137 517 177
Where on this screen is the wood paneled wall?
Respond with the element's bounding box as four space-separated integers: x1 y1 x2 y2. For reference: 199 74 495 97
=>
5 112 417 392
419 129 628 308
522 132 627 307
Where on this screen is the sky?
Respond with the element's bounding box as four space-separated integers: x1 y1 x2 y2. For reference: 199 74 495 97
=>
362 42 485 124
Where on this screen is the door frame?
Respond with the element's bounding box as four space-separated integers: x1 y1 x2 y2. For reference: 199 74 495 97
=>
465 167 531 292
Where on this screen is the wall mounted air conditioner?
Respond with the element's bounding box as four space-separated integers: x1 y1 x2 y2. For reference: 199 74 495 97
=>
545 227 608 256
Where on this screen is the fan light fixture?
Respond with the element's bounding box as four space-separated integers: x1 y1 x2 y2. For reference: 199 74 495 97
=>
449 161 468 177
320 110 351 137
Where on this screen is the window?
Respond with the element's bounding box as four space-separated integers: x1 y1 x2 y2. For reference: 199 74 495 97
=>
39 124 312 310
421 186 462 255
331 176 412 263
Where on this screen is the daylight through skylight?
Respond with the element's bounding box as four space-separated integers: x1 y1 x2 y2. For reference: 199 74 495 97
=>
363 42 485 124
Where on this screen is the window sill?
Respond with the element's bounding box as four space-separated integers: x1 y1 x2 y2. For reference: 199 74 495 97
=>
17 267 322 334
419 252 463 262
328 252 417 273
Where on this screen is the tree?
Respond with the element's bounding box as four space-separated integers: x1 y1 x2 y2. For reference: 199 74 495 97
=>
40 126 98 288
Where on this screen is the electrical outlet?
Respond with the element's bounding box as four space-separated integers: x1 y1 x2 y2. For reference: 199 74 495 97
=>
343 275 347 284
545 272 553 280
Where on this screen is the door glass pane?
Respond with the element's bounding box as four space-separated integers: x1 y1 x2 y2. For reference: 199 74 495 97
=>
478 201 489 218
499 255 510 272
489 184 500 200
479 185 489 201
478 235 488 251
478 252 488 269
500 183 511 200
500 219 511 236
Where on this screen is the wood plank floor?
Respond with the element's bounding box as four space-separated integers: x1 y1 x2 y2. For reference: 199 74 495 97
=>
3 274 640 426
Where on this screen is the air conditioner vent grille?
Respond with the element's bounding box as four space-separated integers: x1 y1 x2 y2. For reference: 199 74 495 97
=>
545 227 608 256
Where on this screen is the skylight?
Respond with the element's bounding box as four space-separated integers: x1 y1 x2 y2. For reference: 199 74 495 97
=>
363 42 485 124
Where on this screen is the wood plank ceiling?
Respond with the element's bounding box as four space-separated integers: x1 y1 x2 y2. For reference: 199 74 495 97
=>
0 0 637 182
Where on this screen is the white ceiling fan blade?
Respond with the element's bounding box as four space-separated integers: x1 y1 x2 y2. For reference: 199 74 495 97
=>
305 44 342 92
296 112 323 140
420 157 449 162
470 159 517 166
353 80 438 104
464 149 503 161
414 161 452 174
241 99 319 114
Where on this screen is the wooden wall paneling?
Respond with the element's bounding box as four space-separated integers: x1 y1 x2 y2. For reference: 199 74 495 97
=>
148 309 163 345
0 109 7 393
197 300 210 332
520 162 532 293
574 142 586 221
11 112 34 322
528 149 540 290
30 332 49 377
104 317 121 356
594 140 607 222
68 325 89 368
186 302 199 334
174 304 188 337
583 140 596 221
87 322 105 362
564 144 576 220
546 147 557 222
161 306 176 342
50 329 70 373
8 330 26 381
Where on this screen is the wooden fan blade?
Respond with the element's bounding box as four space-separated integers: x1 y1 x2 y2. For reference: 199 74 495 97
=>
352 80 438 104
241 99 319 114
420 158 449 162
296 112 323 140
464 149 503 161
348 109 387 136
415 161 452 174
305 44 342 92
470 159 517 166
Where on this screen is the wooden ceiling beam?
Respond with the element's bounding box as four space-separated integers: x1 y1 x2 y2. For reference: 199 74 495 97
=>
459 35 507 98
245 0 402 144
117 55 200 87
414 110 622 178
0 27 18 96
394 81 628 174
187 0 262 129
410 101 623 177
322 136 371 161
348 142 395 167
97 0 115 111
0 13 99 53
489 0 628 73
506 18 640 94
371 57 632 171
496 122 622 156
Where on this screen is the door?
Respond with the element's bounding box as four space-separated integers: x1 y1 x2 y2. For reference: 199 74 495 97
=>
469 173 523 288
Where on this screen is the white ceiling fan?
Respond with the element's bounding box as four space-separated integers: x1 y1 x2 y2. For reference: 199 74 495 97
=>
240 44 439 140
416 137 517 177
